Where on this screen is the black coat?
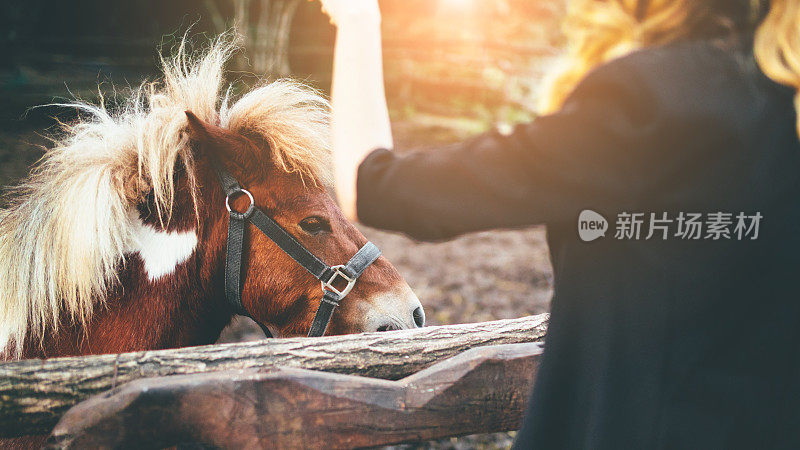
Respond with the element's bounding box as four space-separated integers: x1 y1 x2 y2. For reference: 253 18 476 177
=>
356 40 800 449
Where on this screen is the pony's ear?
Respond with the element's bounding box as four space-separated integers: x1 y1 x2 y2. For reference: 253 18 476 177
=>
184 110 214 141
184 111 247 164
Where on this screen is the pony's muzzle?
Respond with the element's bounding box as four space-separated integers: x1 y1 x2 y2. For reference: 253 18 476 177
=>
376 305 424 331
376 304 424 331
365 285 425 332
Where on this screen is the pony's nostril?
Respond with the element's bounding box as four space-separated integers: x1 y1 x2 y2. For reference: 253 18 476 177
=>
377 323 398 332
412 306 425 327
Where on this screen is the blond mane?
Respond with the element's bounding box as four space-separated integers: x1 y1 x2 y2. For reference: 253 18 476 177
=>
0 35 330 359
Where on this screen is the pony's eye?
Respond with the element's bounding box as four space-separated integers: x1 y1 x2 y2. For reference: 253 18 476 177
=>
299 216 332 235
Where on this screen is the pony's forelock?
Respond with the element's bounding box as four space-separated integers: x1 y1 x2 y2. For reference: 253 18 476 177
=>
224 80 331 185
0 34 330 358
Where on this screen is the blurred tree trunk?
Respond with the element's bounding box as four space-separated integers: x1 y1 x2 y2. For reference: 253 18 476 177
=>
203 0 302 76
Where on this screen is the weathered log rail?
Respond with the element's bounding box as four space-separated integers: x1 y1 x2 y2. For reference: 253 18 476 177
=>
50 342 544 448
0 314 548 438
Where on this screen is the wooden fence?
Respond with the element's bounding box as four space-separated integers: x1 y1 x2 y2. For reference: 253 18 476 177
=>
0 314 548 448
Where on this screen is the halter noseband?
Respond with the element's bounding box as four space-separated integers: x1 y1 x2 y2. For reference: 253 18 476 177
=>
214 165 381 338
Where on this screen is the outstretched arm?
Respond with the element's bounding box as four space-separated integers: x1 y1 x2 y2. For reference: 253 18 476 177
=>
355 56 668 241
320 0 392 221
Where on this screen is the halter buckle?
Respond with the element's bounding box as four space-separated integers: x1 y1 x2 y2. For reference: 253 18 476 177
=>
321 265 356 298
225 188 255 219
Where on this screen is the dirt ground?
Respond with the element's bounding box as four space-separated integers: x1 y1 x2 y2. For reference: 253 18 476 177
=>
0 114 553 449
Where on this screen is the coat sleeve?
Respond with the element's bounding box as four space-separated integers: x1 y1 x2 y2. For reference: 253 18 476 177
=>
355 54 690 241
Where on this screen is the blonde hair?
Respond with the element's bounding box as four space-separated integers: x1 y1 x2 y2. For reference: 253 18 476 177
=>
0 34 330 359
541 0 800 140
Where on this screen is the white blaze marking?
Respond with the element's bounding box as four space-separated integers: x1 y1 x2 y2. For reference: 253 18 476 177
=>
127 217 198 281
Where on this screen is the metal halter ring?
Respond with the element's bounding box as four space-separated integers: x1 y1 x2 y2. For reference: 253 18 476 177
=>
225 188 255 219
321 265 356 298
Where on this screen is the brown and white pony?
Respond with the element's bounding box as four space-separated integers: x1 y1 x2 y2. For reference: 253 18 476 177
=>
0 37 424 362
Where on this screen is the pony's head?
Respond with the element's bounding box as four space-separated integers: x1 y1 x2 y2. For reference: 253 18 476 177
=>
0 35 423 359
181 109 424 336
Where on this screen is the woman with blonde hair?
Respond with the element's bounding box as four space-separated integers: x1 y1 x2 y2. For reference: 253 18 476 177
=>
320 0 800 448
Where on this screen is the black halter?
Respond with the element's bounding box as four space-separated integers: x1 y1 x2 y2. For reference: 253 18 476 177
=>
213 166 381 338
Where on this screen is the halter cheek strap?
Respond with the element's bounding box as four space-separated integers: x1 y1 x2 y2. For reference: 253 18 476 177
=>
214 166 381 338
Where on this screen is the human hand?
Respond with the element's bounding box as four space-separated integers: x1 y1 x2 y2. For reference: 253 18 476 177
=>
318 0 381 27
